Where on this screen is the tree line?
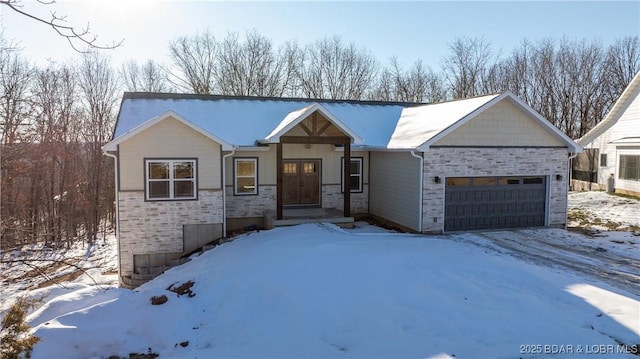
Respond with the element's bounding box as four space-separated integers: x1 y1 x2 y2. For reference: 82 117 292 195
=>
1 30 638 250
1 39 118 249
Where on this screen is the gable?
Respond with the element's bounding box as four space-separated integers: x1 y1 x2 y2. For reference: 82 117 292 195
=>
118 116 222 191
579 71 640 147
264 103 364 144
120 115 222 148
433 98 565 147
587 85 640 150
283 111 349 138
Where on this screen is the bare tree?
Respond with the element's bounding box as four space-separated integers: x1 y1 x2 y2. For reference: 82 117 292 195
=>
0 48 34 247
167 30 217 94
31 62 81 246
120 59 169 92
373 58 446 103
0 0 123 52
215 30 294 97
442 37 495 99
0 49 32 146
76 52 118 242
295 36 377 100
606 36 640 96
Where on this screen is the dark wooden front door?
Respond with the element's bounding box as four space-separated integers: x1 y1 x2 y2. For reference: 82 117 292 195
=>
283 160 321 206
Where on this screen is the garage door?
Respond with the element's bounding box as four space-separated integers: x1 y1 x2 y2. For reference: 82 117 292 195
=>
445 176 546 231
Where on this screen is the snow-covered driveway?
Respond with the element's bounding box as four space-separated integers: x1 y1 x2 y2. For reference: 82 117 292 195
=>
453 191 640 297
458 229 640 296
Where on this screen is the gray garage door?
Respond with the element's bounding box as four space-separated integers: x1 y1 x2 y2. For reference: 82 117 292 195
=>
445 176 546 231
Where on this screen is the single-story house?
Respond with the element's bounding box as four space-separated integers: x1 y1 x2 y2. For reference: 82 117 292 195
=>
104 91 581 287
572 71 640 196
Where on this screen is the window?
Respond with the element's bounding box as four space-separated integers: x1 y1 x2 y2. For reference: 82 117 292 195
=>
600 153 607 167
283 162 297 174
499 177 520 185
234 158 258 195
447 177 471 186
145 159 196 200
342 157 363 193
619 155 640 181
472 177 496 186
522 177 544 184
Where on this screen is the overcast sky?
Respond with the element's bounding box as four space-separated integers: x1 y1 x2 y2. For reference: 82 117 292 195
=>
1 0 639 69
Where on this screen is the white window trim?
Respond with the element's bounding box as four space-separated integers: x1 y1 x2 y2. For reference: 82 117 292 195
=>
145 159 197 201
234 158 258 195
341 157 363 193
618 154 640 181
600 153 607 167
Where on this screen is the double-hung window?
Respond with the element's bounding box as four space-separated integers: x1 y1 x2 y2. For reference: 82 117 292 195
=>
145 159 197 200
234 158 258 195
342 157 363 193
600 153 607 167
619 155 640 181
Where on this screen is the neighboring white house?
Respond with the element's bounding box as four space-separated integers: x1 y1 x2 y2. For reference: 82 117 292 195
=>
104 91 581 287
573 71 640 196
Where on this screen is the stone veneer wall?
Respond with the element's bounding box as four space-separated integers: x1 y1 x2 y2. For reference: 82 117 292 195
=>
225 185 276 218
322 184 369 214
225 184 369 218
421 147 569 233
118 189 223 277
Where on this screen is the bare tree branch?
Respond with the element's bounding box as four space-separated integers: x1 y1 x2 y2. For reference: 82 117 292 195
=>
1 258 105 289
0 0 123 52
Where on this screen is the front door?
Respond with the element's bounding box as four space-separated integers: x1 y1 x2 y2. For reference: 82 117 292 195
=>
283 159 321 206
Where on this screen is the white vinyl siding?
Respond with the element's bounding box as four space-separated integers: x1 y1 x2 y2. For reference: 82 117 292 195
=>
369 151 421 231
583 86 640 194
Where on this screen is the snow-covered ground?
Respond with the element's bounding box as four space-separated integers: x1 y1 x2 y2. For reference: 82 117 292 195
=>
20 224 640 358
568 191 640 230
0 235 118 314
1 192 639 358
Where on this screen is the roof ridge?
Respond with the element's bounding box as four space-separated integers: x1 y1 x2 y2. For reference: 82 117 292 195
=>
122 92 426 107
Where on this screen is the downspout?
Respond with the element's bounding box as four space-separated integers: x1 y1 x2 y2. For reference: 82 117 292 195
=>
103 150 121 278
410 151 424 233
222 149 235 237
566 152 578 230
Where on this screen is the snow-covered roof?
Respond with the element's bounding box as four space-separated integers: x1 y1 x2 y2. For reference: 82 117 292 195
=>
104 110 233 151
110 94 407 149
578 71 640 146
388 94 500 149
106 92 577 151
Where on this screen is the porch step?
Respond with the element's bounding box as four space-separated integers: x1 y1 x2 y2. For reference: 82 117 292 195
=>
264 209 354 229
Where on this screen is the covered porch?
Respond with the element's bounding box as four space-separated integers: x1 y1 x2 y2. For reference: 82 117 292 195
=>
265 103 364 223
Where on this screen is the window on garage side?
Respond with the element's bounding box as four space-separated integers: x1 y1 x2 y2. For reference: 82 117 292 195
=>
145 159 197 201
619 155 640 181
600 154 607 167
446 177 471 186
341 157 363 193
234 158 258 195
